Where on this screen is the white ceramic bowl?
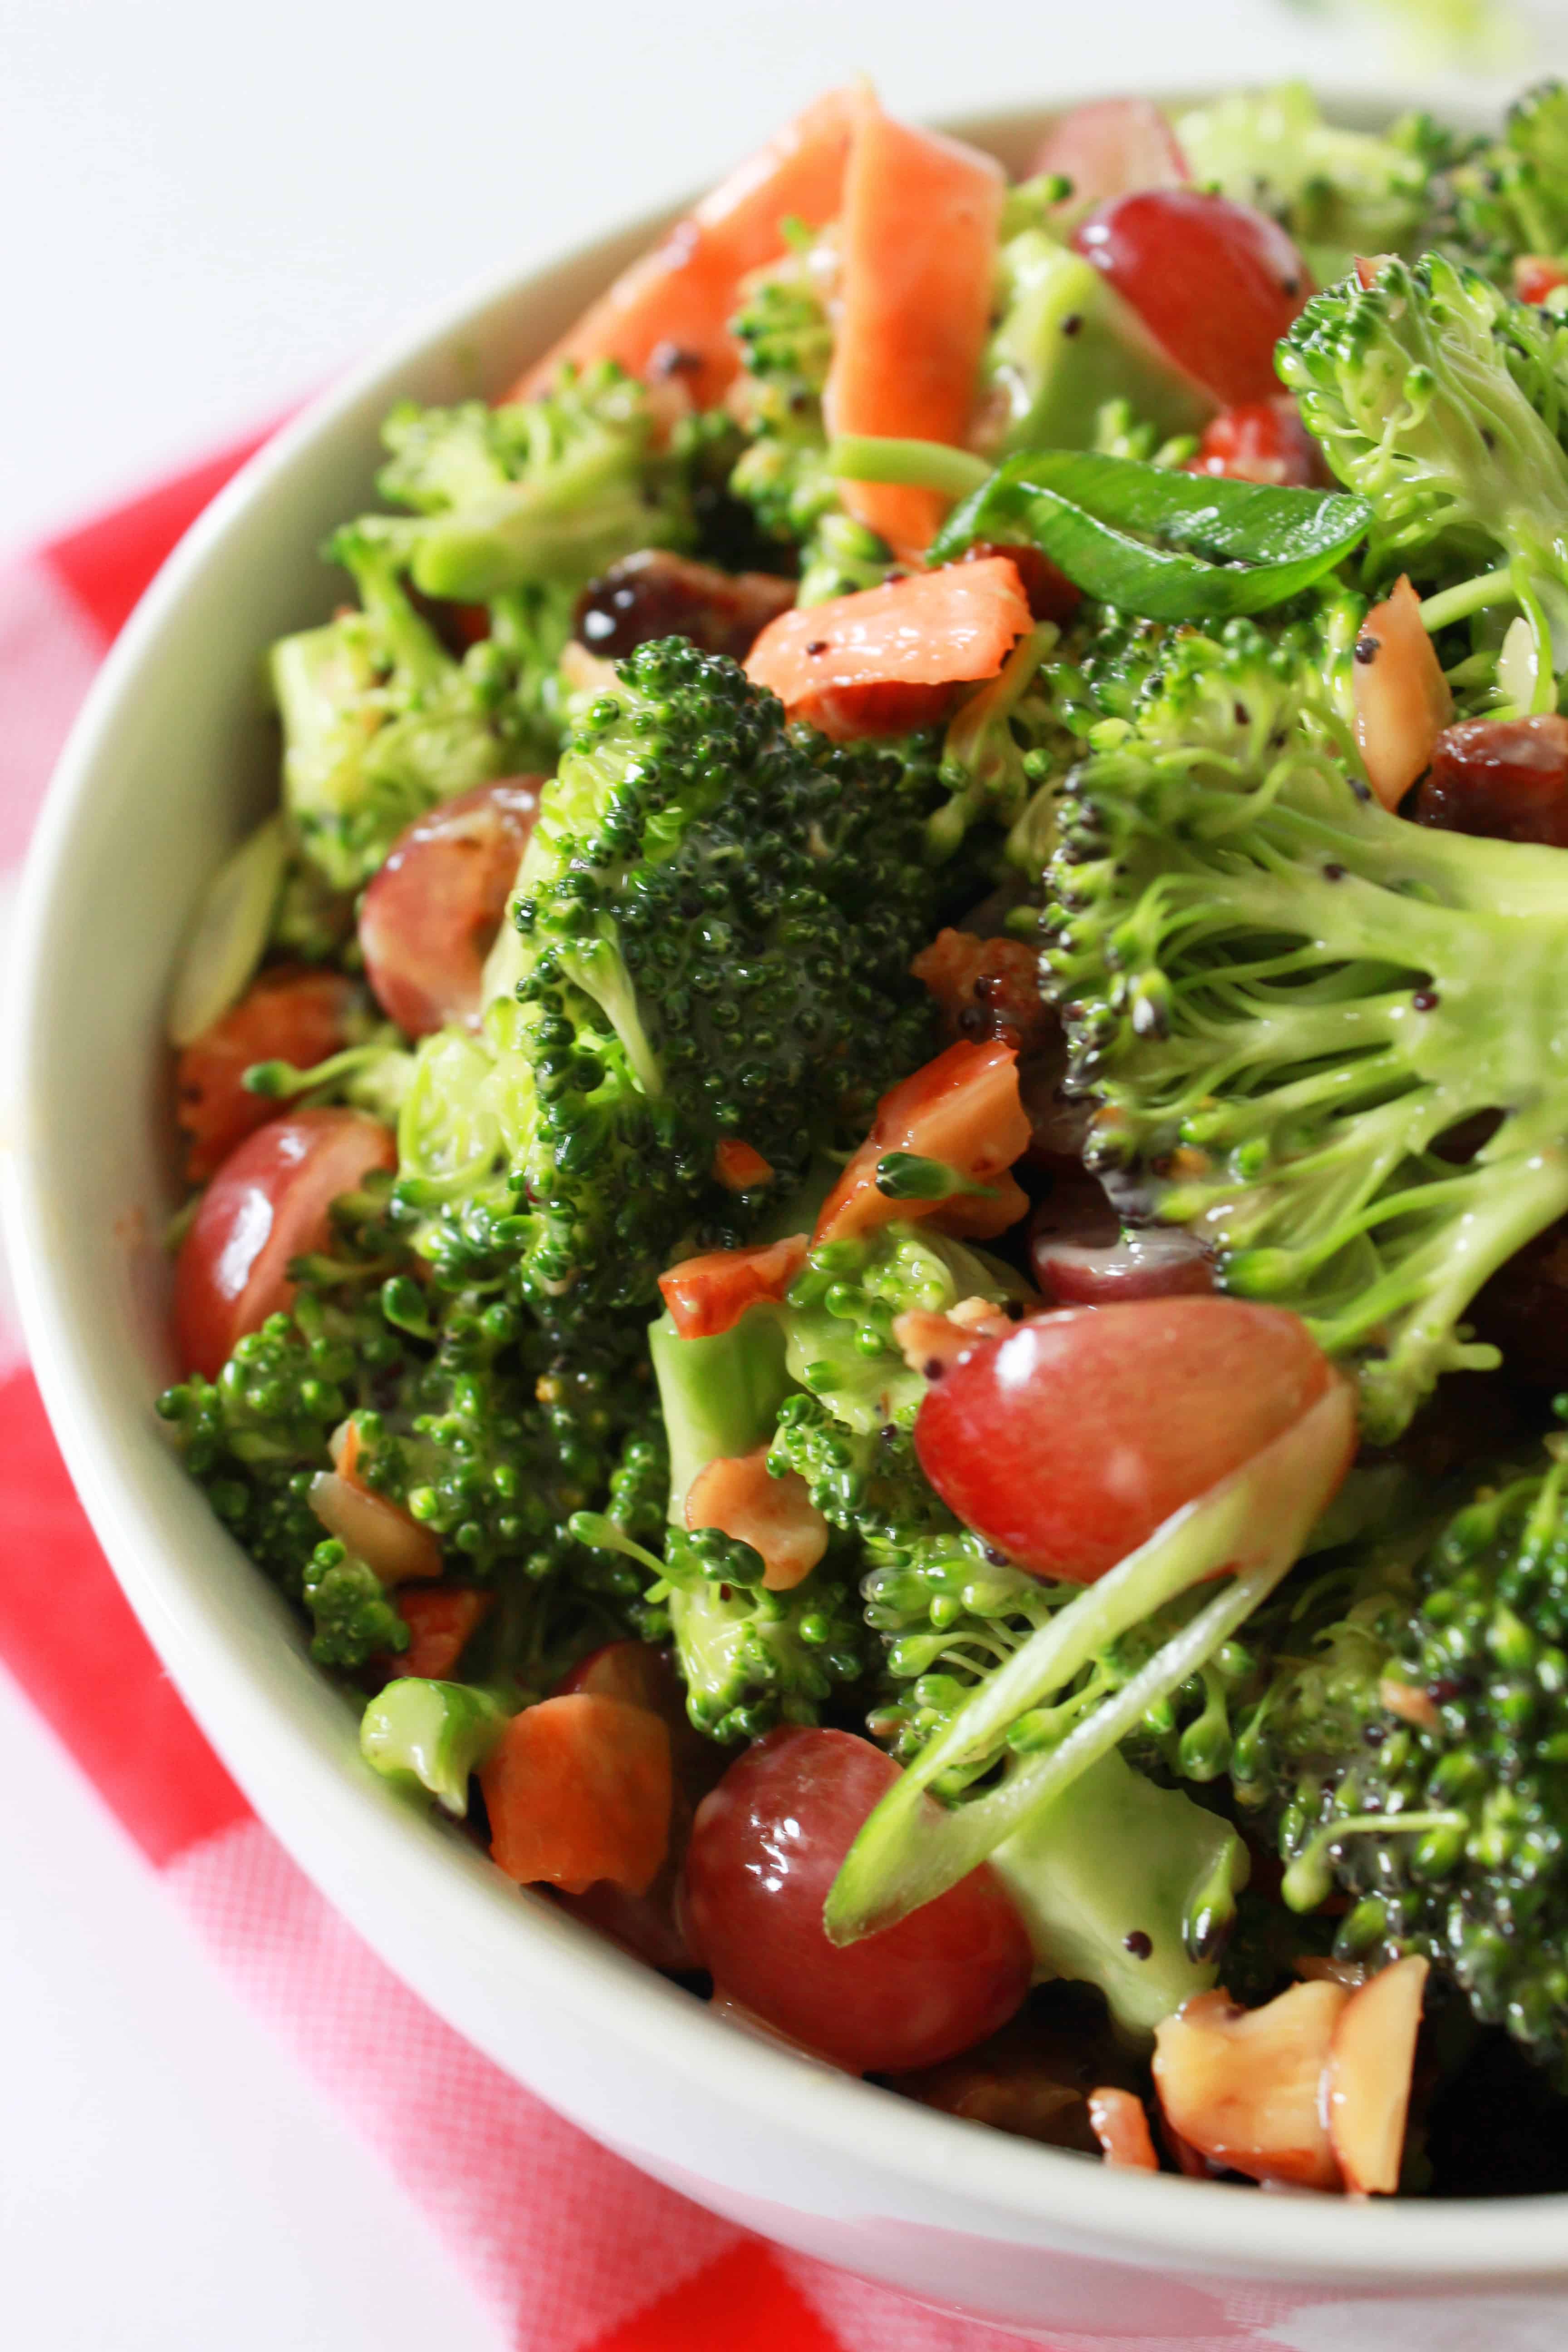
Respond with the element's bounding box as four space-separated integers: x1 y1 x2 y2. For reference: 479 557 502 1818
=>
9 84 1567 2349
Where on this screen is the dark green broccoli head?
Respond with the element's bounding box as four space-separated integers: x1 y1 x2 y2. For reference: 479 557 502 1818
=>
1235 1461 1568 2079
406 637 948 1329
1040 613 1568 1440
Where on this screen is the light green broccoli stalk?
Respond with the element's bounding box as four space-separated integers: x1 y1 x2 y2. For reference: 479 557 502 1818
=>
360 1679 508 1814
644 1307 871 1742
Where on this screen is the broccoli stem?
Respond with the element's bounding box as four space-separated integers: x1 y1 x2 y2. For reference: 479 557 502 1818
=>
825 1384 1352 1944
827 435 991 501
1419 567 1517 632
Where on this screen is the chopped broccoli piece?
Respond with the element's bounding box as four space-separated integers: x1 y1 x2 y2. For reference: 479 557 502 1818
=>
1279 252 1568 701
648 1300 869 1740
303 1539 409 1669
777 1223 1031 1436
270 524 504 889
727 241 892 603
1173 84 1430 288
1040 608 1568 1441
360 1678 508 1814
404 638 949 1328
1232 1459 1568 2079
991 1747 1247 2039
980 227 1209 461
376 364 697 600
1421 82 1568 285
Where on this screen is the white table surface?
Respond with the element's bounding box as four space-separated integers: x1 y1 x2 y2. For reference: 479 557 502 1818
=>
0 4 1535 2343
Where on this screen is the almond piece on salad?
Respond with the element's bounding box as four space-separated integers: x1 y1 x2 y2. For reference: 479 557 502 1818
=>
1324 1955 1428 2196
1152 1982 1350 2189
1088 2087 1160 2171
1352 575 1453 811
686 1446 831 1592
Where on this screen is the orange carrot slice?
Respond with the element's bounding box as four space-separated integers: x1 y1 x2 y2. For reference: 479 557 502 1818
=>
712 1139 775 1191
510 86 864 411
658 1233 809 1341
813 1039 1031 1248
824 103 1006 556
480 1693 673 1896
395 1587 492 1681
745 558 1030 740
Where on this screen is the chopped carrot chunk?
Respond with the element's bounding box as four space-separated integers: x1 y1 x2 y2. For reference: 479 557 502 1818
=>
814 1039 1031 1248
712 1139 775 1192
745 560 1031 741
481 1694 673 1896
1354 575 1453 811
658 1233 809 1341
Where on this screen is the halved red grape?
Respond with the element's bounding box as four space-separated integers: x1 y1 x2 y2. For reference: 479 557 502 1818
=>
1074 191 1310 408
684 1728 1031 2073
913 1296 1338 1581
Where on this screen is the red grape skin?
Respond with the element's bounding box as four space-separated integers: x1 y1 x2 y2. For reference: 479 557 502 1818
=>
684 1729 1032 2074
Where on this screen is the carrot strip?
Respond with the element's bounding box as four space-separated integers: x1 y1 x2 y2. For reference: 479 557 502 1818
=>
824 103 1005 556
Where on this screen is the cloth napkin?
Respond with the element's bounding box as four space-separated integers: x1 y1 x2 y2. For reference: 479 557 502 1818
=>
0 441 1317 2352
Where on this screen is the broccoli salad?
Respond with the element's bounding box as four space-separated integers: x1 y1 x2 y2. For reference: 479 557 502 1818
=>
159 78 1568 2196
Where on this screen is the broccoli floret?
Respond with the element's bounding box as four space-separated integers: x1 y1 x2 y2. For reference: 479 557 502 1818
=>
1279 253 1568 693
1172 84 1430 288
1421 82 1568 285
302 1539 409 1668
375 365 697 600
647 1303 872 1740
727 242 892 604
270 525 505 888
1233 1460 1568 2078
407 639 948 1327
777 1224 1031 1436
1040 611 1568 1441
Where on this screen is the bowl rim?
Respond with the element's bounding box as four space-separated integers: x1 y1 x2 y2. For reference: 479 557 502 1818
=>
9 75 1567 2288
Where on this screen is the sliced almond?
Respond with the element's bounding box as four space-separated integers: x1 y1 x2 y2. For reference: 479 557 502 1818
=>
1152 1982 1349 2190
1352 574 1453 812
1088 2087 1159 2172
308 1470 443 1585
685 1446 829 1592
1325 1955 1428 2196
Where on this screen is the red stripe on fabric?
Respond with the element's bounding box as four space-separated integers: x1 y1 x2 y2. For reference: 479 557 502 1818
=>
587 2240 843 2352
42 426 282 642
0 1371 250 1865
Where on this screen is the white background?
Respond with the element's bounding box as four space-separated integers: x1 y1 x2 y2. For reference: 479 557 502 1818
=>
0 4 1548 2346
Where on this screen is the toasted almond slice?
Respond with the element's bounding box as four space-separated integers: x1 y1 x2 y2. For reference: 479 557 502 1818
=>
308 1470 443 1586
1088 2087 1159 2172
686 1446 830 1592
1325 1955 1428 2195
1352 575 1453 811
1152 1983 1349 2190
